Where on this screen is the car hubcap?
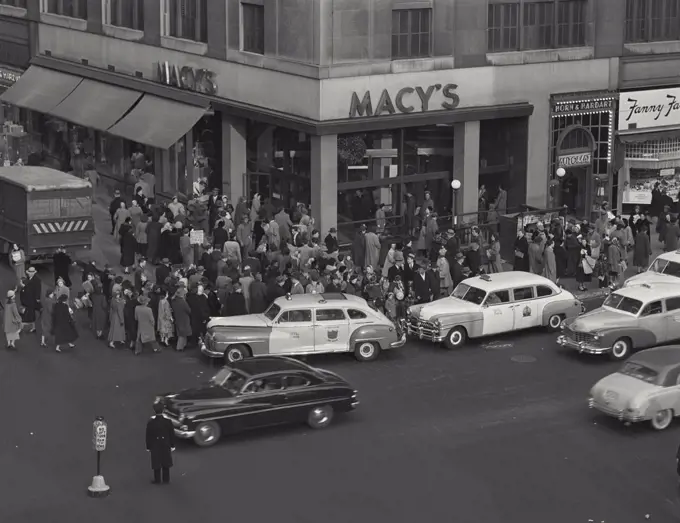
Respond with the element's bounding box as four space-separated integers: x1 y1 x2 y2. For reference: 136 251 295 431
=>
228 349 243 362
199 425 215 443
613 342 627 358
550 316 561 328
360 344 374 357
451 331 462 345
312 408 329 425
656 411 671 426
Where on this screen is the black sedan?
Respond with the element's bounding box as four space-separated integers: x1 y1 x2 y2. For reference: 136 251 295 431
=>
155 355 359 447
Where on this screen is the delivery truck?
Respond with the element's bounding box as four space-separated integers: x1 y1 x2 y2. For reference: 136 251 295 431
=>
0 166 94 263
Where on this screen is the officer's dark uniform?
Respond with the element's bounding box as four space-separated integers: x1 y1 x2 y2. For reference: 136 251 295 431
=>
146 404 175 484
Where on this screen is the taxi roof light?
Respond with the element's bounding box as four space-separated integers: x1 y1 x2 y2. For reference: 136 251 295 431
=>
479 274 491 281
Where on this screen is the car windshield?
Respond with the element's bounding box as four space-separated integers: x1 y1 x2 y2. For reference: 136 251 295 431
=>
263 303 281 321
602 293 643 315
618 362 660 385
451 283 486 305
648 257 680 277
209 368 248 393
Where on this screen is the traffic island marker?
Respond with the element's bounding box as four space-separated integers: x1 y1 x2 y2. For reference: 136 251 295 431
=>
87 475 110 498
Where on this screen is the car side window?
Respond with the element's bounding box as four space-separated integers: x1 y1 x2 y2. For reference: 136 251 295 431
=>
284 375 311 389
278 309 312 323
485 290 510 305
512 287 534 301
242 376 284 394
641 301 663 316
666 297 680 312
347 309 367 320
536 285 553 297
316 309 346 321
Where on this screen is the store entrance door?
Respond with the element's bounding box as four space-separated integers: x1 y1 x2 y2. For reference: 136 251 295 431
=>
244 171 272 202
244 171 311 209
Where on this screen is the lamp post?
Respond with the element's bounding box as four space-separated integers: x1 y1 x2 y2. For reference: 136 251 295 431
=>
451 179 461 226
555 167 566 207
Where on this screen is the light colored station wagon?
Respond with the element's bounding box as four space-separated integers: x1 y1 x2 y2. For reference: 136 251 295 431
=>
407 272 582 349
201 293 405 363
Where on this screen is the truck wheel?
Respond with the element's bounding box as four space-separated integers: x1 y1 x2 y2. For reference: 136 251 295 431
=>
610 338 631 361
224 344 250 363
444 327 467 349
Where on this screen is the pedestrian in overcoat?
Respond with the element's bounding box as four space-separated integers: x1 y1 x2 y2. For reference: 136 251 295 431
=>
91 280 108 339
249 273 268 313
52 246 72 287
157 292 174 346
543 239 557 283
186 285 210 345
134 295 158 355
21 267 41 331
52 294 77 352
123 290 139 348
513 231 529 272
120 221 137 273
40 289 55 347
10 244 25 283
146 402 175 484
352 227 366 270
146 216 162 263
108 290 126 348
171 287 192 352
4 290 22 348
634 224 652 272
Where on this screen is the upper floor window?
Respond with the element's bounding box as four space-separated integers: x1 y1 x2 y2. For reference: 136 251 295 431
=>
162 0 207 43
391 8 432 59
44 0 87 19
242 2 264 54
625 0 680 43
104 0 144 31
487 1 586 52
0 0 27 8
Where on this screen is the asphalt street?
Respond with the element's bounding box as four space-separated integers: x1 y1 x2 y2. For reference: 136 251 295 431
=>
1 275 678 523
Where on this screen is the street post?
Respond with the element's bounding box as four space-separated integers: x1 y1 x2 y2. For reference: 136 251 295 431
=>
87 416 110 498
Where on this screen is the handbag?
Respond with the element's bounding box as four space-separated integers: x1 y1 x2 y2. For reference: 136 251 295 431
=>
582 256 595 275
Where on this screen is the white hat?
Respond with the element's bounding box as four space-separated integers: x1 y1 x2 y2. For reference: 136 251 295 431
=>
6 289 15 298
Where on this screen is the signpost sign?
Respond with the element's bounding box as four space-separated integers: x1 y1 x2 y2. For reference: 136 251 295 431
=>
189 229 204 245
87 416 110 497
93 418 107 452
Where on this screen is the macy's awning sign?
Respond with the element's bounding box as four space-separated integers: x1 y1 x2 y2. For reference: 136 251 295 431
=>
349 83 460 118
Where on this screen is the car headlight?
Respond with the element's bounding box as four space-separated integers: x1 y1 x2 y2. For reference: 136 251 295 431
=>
434 319 442 327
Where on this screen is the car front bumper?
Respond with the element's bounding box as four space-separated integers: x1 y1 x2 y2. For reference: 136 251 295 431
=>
556 334 610 355
390 334 407 348
200 341 224 358
406 324 444 342
588 399 644 423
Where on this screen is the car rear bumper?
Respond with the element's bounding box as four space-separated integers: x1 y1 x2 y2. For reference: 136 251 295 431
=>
556 335 610 354
390 334 407 348
588 399 644 423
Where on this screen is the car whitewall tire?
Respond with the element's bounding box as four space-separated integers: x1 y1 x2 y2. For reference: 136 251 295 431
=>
651 409 673 431
354 341 380 362
610 338 631 361
547 314 562 331
444 326 466 350
307 405 334 429
193 421 221 447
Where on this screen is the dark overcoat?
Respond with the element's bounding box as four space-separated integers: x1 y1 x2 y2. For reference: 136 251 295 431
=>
146 220 162 262
186 293 210 337
120 229 137 267
124 297 139 342
249 281 268 313
52 301 78 344
145 415 175 470
171 297 192 337
21 276 42 322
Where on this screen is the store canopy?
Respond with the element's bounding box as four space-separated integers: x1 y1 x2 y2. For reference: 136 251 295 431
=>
618 128 680 144
107 94 208 149
0 66 82 113
49 79 142 131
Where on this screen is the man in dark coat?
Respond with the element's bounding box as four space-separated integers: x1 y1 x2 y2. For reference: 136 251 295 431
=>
412 265 433 304
513 230 530 272
450 252 467 288
146 216 162 264
22 267 42 332
53 246 72 287
351 227 366 269
134 258 149 292
249 273 269 313
224 283 247 316
146 402 175 484
155 259 172 287
109 190 123 234
123 290 139 349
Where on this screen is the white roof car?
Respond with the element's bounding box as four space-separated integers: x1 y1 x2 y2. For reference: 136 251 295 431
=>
407 271 583 349
201 293 405 363
624 250 680 288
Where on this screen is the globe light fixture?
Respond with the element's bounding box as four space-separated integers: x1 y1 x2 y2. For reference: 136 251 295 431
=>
451 179 462 190
556 167 566 178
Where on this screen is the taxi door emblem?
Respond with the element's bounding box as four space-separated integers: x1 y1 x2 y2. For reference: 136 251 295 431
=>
523 306 531 317
291 332 299 339
327 329 338 341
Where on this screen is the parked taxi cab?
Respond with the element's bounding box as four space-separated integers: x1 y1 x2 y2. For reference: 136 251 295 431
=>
589 346 680 430
201 293 405 363
407 272 582 349
623 250 680 288
557 283 680 360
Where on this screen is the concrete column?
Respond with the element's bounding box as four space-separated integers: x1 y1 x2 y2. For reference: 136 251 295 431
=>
184 128 194 185
311 134 338 236
453 121 480 220
222 114 247 202
526 99 550 208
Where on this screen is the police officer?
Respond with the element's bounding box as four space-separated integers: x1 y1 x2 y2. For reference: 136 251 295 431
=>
146 402 175 484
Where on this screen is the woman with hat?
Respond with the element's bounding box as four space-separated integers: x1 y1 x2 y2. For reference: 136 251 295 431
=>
4 289 22 348
90 278 108 339
10 243 25 283
437 247 453 297
18 274 39 333
52 294 77 352
134 295 158 354
119 218 137 274
40 288 55 348
108 288 126 348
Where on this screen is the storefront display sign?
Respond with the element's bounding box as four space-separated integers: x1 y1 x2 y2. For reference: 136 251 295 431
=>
557 152 592 168
155 62 217 96
552 99 613 114
618 87 680 131
349 83 460 118
623 168 680 205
